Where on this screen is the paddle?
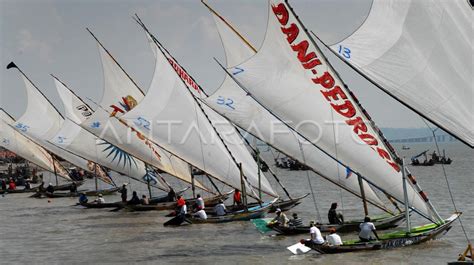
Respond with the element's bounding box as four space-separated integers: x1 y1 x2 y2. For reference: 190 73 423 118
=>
251 218 273 233
287 242 312 255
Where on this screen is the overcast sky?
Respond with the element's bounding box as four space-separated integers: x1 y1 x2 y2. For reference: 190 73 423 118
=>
0 0 427 128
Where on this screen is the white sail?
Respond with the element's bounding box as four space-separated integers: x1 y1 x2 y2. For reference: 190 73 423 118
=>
50 77 165 187
0 109 69 179
120 32 276 197
329 0 473 147
79 37 208 191
9 67 98 180
226 0 432 217
203 10 385 207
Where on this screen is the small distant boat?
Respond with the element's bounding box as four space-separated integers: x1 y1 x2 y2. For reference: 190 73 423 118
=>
78 201 124 209
402 146 410 150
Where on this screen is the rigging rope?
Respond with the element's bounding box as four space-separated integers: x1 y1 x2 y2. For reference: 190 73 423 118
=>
329 105 345 216
421 118 471 244
297 138 321 222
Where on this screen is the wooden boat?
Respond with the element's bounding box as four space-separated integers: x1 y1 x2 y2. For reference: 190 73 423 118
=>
225 193 309 213
0 186 40 194
186 198 277 224
84 186 121 196
303 213 460 254
78 201 124 209
149 187 189 204
268 212 406 235
123 191 232 212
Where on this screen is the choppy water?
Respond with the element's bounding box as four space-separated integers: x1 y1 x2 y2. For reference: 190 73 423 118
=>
0 142 472 265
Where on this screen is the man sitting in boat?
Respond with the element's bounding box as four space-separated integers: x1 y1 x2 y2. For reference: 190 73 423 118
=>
305 221 324 245
176 196 187 216
214 199 227 216
271 208 289 227
94 194 105 204
141 194 149 205
289 213 303 227
46 183 54 194
24 180 32 190
128 191 141 205
8 179 16 190
359 216 380 242
233 188 242 209
193 208 207 220
326 228 343 246
194 194 205 210
79 193 88 204
328 202 344 224
69 182 77 193
167 188 176 202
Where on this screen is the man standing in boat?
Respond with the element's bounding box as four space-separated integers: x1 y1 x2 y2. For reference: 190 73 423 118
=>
120 183 128 203
233 188 242 209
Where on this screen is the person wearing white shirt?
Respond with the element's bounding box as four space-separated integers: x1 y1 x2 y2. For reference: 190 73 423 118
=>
214 200 227 216
309 221 325 245
194 209 207 220
326 228 343 246
95 194 105 204
359 216 379 242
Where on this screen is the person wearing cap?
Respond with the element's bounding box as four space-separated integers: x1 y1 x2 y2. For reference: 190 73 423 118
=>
120 183 128 202
308 221 325 245
271 208 289 227
328 202 344 225
289 213 303 227
94 194 105 204
214 199 227 216
326 227 343 246
78 193 88 204
46 183 54 194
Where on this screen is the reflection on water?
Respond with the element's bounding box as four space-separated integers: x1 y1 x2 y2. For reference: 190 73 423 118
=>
0 143 472 264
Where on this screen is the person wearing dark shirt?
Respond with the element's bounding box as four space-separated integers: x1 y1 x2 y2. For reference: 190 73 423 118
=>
79 193 88 204
1 179 6 190
69 182 77 193
289 213 303 227
128 191 140 205
46 183 55 194
167 188 176 202
328 202 344 224
120 183 128 202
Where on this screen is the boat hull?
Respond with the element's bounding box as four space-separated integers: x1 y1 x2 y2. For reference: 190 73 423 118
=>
269 213 406 235
304 213 460 254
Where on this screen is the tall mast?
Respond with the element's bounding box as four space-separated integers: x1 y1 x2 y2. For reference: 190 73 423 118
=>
133 15 265 201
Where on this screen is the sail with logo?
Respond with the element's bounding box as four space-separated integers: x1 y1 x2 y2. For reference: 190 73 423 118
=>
201 1 390 214
78 30 210 192
218 0 460 252
118 21 277 199
0 109 70 180
6 62 107 181
324 0 473 148
49 75 169 189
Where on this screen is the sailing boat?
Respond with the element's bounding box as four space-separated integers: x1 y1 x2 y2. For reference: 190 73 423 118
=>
0 109 72 193
217 0 460 252
48 74 176 196
78 29 211 195
5 62 100 189
106 17 280 222
200 0 405 233
312 0 472 259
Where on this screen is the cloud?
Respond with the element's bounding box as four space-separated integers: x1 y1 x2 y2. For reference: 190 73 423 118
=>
16 29 55 63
